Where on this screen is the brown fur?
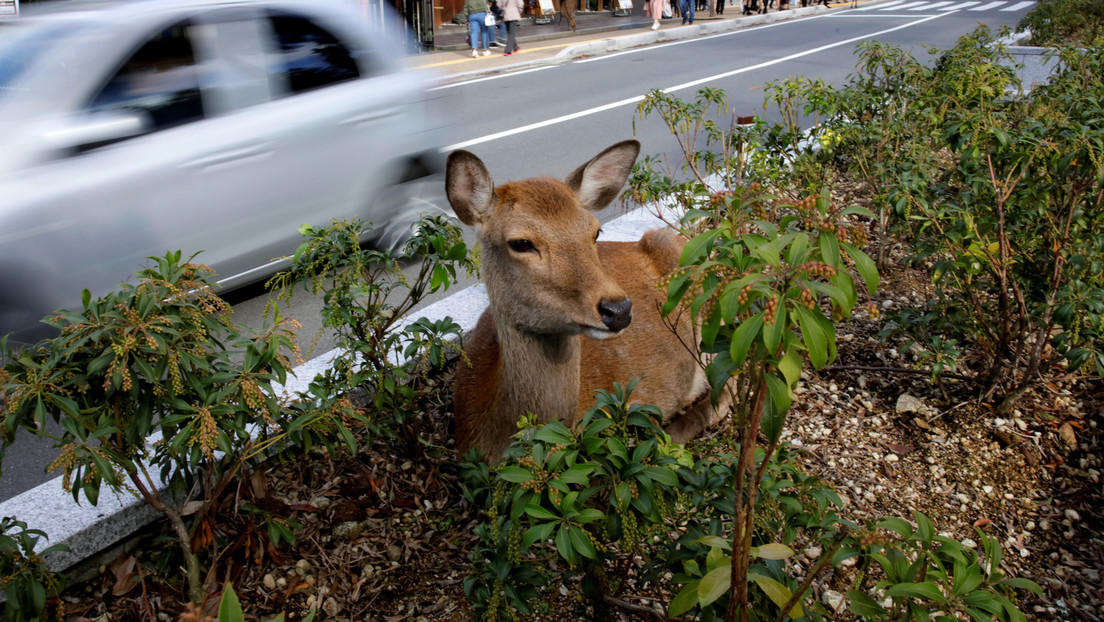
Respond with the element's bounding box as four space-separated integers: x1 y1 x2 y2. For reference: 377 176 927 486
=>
447 140 728 460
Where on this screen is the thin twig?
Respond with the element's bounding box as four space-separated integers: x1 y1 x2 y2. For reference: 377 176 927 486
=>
603 594 668 621
820 364 973 382
774 529 848 622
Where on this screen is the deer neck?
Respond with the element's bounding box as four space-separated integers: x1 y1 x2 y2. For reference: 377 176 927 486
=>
494 311 582 426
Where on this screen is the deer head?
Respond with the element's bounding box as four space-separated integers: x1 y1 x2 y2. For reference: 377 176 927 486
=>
445 140 641 338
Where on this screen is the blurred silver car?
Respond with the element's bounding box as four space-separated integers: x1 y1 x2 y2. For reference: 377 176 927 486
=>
0 0 451 344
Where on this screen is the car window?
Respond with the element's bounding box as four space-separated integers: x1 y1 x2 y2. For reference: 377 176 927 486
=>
87 21 204 132
265 12 360 96
0 20 86 102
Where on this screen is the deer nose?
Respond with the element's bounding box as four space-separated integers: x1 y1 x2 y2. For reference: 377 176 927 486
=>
598 298 633 332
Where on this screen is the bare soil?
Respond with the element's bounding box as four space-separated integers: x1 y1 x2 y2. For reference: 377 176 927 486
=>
55 258 1102 622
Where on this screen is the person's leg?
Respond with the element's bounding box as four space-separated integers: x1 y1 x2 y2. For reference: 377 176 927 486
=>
505 20 517 53
468 13 480 56
686 0 693 22
481 18 490 50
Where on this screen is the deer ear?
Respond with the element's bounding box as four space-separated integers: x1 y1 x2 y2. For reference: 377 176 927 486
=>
564 140 641 213
446 150 496 226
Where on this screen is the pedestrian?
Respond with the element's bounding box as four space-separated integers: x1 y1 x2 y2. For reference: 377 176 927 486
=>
499 0 523 55
465 0 492 57
645 0 665 29
679 0 694 24
489 0 506 46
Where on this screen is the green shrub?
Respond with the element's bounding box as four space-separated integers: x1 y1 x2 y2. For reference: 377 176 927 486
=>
0 517 67 622
1017 0 1104 47
269 216 477 450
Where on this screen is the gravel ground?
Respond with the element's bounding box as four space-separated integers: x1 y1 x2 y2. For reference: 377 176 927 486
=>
57 253 1102 622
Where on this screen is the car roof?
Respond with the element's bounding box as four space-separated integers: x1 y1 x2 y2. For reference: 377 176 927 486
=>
17 0 358 20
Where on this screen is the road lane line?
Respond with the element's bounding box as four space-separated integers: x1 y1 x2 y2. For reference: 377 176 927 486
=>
443 13 947 151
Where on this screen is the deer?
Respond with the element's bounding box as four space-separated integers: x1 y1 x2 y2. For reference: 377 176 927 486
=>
446 140 729 460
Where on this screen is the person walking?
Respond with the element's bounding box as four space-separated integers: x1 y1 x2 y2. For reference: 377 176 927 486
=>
679 0 694 24
465 0 491 57
646 0 665 29
499 0 523 55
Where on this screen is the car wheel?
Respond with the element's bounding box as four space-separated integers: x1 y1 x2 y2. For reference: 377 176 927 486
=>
369 172 454 256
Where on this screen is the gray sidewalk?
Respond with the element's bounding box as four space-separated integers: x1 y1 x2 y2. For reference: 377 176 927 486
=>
404 0 853 77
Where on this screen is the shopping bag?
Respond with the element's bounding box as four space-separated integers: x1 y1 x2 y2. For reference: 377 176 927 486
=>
484 13 496 26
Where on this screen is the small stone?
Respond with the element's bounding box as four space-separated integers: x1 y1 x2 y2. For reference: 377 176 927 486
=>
1065 509 1081 522
982 485 994 494
822 589 845 612
263 574 277 590
962 538 977 549
885 454 899 463
896 394 925 414
804 546 822 559
295 559 312 576
323 596 340 617
1058 423 1078 452
333 521 364 540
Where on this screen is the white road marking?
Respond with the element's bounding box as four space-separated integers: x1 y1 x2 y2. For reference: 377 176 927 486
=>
443 13 947 151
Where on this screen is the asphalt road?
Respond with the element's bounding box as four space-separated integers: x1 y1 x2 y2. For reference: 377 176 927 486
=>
0 1 1034 502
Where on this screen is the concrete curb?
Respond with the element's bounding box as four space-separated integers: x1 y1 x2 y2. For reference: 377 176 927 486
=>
1 206 671 574
550 4 830 62
443 4 830 80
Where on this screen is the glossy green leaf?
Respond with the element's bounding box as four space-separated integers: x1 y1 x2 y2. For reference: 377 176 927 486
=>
847 590 888 617
698 566 730 607
793 305 829 369
761 373 790 442
841 241 879 296
681 229 723 265
763 305 786 354
696 535 731 550
749 571 802 618
669 581 701 617
730 312 764 367
218 583 245 622
885 581 946 603
753 542 794 560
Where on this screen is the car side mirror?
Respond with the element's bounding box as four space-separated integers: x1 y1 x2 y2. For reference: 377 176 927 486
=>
42 110 151 153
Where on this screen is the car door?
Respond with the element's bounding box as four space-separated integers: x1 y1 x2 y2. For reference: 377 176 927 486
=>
0 16 215 337
232 9 417 264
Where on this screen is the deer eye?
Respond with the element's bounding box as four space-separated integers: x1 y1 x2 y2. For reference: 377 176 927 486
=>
508 239 536 254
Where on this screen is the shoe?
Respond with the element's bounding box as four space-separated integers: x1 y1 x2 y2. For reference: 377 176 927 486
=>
490 42 499 47
681 18 687 24
504 52 512 56
483 49 491 56
472 49 478 57
651 22 660 29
